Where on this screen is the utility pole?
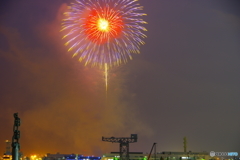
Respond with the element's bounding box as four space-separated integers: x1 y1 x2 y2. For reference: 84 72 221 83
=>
183 137 187 153
154 143 156 160
12 113 21 160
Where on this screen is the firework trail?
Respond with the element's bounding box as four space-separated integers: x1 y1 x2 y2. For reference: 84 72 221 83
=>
61 0 147 91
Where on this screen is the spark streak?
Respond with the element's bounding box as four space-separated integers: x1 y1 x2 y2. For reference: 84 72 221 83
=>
104 63 108 92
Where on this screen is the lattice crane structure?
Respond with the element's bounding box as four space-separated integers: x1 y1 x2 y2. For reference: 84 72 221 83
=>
102 134 138 160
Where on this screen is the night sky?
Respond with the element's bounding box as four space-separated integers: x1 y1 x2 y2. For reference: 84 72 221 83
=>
0 0 240 156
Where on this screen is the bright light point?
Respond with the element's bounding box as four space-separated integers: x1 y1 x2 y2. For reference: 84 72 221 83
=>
97 18 109 31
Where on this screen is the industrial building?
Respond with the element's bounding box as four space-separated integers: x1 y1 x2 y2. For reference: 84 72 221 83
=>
2 140 12 160
102 151 214 160
43 153 101 160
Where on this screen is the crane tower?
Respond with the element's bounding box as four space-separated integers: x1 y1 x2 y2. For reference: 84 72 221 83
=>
102 134 138 160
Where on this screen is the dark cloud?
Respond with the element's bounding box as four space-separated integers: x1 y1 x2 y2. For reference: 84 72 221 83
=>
0 1 152 156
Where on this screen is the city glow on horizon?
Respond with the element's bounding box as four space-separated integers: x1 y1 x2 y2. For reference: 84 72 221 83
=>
30 154 42 160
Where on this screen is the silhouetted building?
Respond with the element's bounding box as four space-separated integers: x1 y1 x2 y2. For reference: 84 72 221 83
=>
44 153 101 160
102 151 214 160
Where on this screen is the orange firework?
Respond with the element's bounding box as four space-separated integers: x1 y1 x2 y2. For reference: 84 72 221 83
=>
61 0 147 91
84 8 123 44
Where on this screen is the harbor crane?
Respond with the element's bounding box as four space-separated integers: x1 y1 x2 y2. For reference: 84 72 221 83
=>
102 134 138 160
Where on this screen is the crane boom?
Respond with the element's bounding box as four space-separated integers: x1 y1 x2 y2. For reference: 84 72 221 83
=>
147 143 157 160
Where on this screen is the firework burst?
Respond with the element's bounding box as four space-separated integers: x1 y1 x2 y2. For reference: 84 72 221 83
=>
61 0 147 90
